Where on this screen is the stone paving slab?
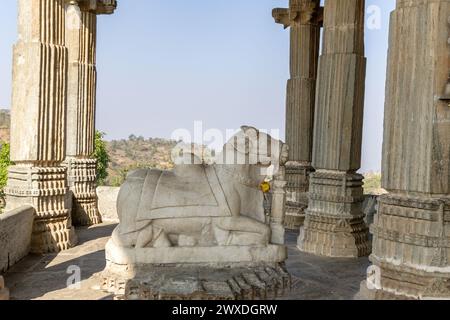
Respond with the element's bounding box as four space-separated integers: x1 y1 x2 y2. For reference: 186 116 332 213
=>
3 223 370 300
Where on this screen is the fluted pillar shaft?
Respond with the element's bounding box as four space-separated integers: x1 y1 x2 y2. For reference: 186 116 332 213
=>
361 0 450 299
273 0 322 230
64 0 116 226
298 0 371 257
5 0 76 253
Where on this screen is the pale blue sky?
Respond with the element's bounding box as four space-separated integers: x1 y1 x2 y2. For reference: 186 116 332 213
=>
0 0 395 172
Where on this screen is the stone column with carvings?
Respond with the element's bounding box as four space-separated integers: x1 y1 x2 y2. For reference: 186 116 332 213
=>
297 0 371 257
272 0 322 230
0 276 9 300
270 166 287 245
65 0 116 226
5 0 76 253
361 0 450 299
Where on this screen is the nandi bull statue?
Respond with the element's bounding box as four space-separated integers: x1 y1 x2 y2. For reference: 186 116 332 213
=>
102 126 291 299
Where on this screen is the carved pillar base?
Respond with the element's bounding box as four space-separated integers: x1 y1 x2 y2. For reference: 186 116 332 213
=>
298 171 371 257
65 158 102 226
359 194 450 299
5 165 77 254
284 161 313 230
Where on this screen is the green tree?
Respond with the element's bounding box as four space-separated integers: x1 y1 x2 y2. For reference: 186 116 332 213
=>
93 131 110 186
0 142 12 209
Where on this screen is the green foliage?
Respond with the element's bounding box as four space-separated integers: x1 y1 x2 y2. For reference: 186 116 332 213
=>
94 131 110 186
111 168 129 187
0 142 11 209
364 172 382 195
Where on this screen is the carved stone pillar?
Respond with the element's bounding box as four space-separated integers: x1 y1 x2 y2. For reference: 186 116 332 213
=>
270 166 287 245
5 0 76 253
273 0 322 230
65 0 116 226
297 0 371 257
361 0 450 299
0 276 9 300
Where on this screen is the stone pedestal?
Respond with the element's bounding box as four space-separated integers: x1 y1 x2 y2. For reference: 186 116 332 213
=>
298 0 370 258
102 263 291 300
64 0 116 226
5 0 76 254
0 276 9 300
102 240 290 300
361 0 450 299
273 1 322 230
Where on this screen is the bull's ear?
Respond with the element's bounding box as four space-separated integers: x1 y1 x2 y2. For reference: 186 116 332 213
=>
241 125 259 136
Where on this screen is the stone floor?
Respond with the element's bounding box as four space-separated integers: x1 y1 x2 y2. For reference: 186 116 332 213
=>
4 223 370 300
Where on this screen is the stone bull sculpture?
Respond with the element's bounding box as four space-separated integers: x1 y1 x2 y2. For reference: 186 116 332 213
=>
111 126 289 249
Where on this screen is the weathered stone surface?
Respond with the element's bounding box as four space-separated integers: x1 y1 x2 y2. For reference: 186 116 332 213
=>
361 0 450 300
102 128 291 299
0 206 34 273
66 158 100 226
109 128 287 251
273 0 323 230
299 172 370 257
0 276 9 300
5 0 76 254
298 0 370 258
5 167 77 253
105 241 287 266
97 187 120 222
77 0 117 15
270 170 287 245
65 1 116 227
102 263 291 300
362 195 377 226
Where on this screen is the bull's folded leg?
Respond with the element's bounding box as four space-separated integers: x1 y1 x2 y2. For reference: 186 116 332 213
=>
111 226 137 248
152 229 172 248
135 226 154 248
136 226 173 248
213 217 271 245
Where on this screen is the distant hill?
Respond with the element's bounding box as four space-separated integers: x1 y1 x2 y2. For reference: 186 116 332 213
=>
104 136 178 186
364 172 385 195
0 110 10 143
0 110 382 192
0 110 177 186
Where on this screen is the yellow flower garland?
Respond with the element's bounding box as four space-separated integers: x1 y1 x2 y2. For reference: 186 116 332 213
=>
260 181 271 193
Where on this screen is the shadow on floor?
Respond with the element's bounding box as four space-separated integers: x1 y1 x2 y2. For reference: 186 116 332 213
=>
5 223 117 300
284 231 370 300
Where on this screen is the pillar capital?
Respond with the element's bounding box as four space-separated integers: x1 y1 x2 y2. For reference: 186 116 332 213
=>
273 0 323 28
67 0 117 15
